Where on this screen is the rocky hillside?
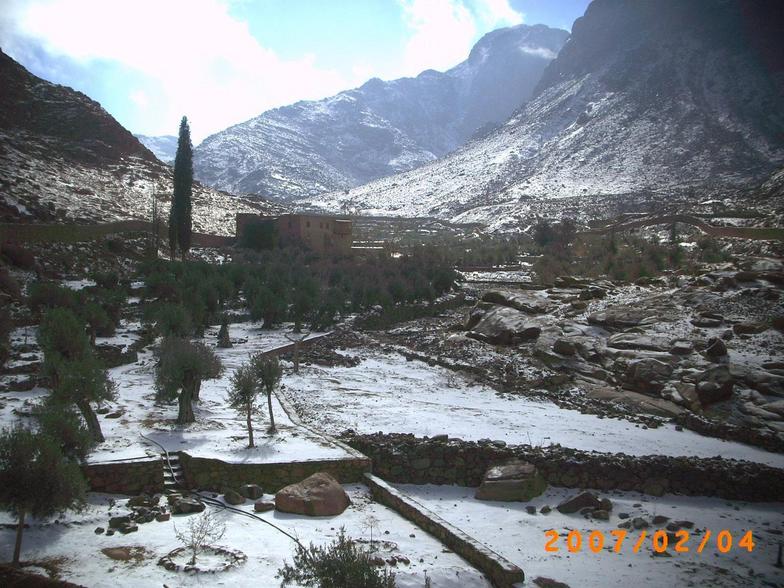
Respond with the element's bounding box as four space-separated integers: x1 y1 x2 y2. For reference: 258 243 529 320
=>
193 24 568 200
135 134 177 164
301 0 784 229
0 50 282 235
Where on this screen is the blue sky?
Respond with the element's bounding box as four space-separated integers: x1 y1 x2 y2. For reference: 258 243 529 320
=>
0 0 590 142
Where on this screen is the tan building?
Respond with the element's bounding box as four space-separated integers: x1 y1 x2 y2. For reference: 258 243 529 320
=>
236 213 352 254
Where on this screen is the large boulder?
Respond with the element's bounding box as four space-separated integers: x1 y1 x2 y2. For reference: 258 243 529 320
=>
171 497 206 515
275 473 350 516
623 358 673 395
704 337 728 360
467 306 542 345
696 366 734 405
607 333 670 352
475 460 547 502
588 308 657 329
480 290 552 314
556 491 604 514
238 484 264 500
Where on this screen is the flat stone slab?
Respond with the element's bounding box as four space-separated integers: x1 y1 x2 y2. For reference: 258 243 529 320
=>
476 460 546 502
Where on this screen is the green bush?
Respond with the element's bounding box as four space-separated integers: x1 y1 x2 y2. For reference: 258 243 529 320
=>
147 303 192 338
278 528 396 588
0 308 10 368
38 308 90 360
36 401 94 461
28 282 79 314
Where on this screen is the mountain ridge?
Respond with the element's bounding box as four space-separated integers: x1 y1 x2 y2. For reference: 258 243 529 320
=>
298 0 784 230
192 23 569 200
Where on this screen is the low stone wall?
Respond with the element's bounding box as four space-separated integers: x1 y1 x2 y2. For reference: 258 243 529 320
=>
365 474 523 588
342 431 784 502
83 458 163 495
179 453 371 493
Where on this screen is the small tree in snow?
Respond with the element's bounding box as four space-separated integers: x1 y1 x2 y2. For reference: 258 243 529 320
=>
38 309 115 443
250 353 282 433
0 427 86 565
227 364 260 447
217 316 232 348
174 510 226 566
155 337 223 424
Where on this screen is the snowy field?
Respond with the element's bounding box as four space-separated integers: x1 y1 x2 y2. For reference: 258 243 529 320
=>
398 484 784 588
284 351 784 468
0 485 489 587
1 321 352 465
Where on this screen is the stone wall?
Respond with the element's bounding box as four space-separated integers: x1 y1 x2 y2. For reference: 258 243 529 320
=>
365 474 523 588
342 431 784 502
83 458 163 495
179 453 371 493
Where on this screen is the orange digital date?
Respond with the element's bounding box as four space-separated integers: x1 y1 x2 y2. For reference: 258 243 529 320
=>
544 529 755 554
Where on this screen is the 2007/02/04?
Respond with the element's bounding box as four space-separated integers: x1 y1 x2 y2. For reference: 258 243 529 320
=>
544 529 756 555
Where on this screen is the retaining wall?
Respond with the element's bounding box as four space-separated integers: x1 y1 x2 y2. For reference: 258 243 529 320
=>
179 452 371 493
365 473 523 588
83 458 164 495
342 432 784 502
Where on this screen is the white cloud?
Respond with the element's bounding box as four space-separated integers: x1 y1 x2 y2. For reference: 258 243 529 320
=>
396 0 524 77
0 0 525 140
0 0 358 141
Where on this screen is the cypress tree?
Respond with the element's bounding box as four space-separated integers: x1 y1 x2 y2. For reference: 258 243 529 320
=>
170 116 193 258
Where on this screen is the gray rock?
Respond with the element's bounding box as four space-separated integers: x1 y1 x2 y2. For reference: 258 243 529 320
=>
467 306 542 345
556 491 602 514
480 290 552 314
704 337 727 359
238 484 264 500
475 460 547 502
623 358 674 394
223 489 246 505
172 497 206 514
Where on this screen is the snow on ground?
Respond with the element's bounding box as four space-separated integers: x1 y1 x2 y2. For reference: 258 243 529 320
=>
284 351 784 468
398 484 784 588
0 320 352 465
0 486 490 587
91 323 348 463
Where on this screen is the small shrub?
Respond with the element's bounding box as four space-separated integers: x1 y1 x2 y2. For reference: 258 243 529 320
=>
91 270 120 291
0 308 10 368
28 282 79 314
36 401 94 461
0 267 21 299
0 243 36 270
174 511 226 566
38 308 90 360
278 528 396 588
148 303 192 338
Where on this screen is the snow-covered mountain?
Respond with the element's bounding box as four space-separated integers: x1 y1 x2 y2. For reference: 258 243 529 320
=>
300 0 784 229
193 24 569 200
0 50 282 234
135 134 177 164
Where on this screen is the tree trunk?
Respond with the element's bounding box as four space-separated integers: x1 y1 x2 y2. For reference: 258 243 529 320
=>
247 404 254 448
13 510 25 565
293 341 300 374
192 378 202 402
76 399 105 443
266 390 276 433
177 372 197 425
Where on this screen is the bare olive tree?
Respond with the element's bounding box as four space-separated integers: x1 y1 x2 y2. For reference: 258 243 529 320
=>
250 353 282 433
174 510 226 566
